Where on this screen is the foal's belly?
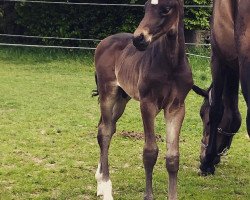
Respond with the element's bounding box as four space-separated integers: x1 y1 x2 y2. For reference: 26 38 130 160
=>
212 0 237 61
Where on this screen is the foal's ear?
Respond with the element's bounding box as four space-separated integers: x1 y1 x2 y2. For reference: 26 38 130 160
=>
192 85 208 98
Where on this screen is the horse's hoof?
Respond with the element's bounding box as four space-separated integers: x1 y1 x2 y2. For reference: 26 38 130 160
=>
198 170 212 176
199 163 215 176
144 194 153 200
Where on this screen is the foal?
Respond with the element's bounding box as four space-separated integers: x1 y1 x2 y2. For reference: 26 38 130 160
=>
94 0 193 199
200 0 250 175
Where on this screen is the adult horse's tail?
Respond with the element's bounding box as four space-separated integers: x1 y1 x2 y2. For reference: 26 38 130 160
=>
92 73 99 97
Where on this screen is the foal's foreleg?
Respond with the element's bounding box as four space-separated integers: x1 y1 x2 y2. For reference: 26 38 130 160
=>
140 101 159 200
164 102 185 200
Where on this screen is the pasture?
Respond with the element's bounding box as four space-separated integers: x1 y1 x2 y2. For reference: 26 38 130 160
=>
0 47 249 199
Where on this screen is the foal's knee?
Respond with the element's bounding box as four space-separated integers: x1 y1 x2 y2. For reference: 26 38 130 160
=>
143 146 159 168
166 155 179 173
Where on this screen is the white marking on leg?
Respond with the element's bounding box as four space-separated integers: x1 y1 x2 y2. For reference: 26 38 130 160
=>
95 163 114 199
95 163 103 196
102 180 113 200
151 0 158 5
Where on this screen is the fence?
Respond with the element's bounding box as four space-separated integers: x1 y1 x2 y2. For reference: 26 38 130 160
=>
0 0 212 59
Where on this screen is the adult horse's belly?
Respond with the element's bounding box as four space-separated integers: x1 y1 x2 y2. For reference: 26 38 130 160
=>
212 0 237 61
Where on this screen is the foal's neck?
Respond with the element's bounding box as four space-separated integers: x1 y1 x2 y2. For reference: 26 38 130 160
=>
155 32 184 68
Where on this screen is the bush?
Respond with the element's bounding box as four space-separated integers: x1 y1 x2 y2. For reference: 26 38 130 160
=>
0 0 211 46
184 0 212 30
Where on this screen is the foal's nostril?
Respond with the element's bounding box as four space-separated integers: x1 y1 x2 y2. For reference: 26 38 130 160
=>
133 33 148 51
133 34 145 45
138 33 145 42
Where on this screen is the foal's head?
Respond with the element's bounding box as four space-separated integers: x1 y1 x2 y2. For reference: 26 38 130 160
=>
192 85 236 165
133 0 183 51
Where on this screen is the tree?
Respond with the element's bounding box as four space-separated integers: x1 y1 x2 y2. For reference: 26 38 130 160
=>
184 0 212 30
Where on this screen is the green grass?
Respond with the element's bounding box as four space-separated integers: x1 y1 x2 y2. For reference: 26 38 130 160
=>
0 47 249 200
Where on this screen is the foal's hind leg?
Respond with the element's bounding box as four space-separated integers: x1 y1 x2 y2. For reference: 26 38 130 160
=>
95 87 129 200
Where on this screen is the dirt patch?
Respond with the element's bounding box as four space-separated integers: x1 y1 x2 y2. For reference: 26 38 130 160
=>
120 131 164 142
13 150 44 165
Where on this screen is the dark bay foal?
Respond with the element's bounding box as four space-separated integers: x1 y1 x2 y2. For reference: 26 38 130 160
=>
198 0 250 175
94 0 193 199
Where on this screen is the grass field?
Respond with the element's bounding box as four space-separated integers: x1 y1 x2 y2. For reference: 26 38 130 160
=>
0 47 249 200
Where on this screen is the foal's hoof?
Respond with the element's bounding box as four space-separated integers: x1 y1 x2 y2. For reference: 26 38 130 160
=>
199 163 215 176
144 194 153 200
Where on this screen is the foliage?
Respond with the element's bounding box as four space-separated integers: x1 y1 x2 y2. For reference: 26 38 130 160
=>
184 0 212 30
0 0 211 45
12 0 144 45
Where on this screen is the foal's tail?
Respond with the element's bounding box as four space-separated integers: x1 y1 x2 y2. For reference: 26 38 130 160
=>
92 73 99 97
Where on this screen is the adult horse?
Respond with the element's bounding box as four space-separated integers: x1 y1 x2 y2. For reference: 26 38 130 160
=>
94 0 193 199
193 83 241 171
196 0 250 175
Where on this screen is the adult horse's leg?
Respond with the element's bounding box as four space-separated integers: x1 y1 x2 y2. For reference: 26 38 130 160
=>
140 101 159 200
164 99 185 200
224 65 241 133
201 55 226 175
214 64 241 159
240 61 250 137
95 87 129 200
236 1 250 137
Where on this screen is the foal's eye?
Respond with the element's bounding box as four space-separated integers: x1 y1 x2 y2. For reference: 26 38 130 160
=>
160 7 172 16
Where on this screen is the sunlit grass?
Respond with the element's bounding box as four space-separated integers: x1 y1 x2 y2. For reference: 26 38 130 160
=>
0 47 249 200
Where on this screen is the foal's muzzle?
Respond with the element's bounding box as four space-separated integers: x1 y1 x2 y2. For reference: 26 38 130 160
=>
133 34 150 51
